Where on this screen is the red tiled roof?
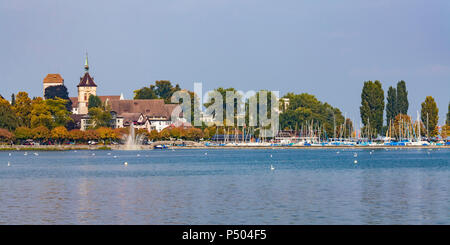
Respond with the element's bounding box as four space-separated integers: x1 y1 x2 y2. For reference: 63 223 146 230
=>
43 74 64 84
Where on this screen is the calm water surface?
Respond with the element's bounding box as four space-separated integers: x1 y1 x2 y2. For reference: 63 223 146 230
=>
0 148 448 224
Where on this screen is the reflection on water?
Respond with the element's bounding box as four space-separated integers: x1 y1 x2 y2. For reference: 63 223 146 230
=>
0 148 448 224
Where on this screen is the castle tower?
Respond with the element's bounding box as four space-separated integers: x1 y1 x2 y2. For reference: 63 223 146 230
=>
43 74 64 97
77 53 97 114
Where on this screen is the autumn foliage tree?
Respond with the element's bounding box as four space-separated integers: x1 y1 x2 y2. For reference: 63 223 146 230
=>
96 127 118 144
185 127 203 141
421 96 439 138
0 128 14 143
69 129 85 144
51 126 69 144
32 126 50 143
14 127 33 142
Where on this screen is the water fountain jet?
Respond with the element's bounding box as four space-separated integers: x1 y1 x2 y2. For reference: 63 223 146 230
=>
123 126 144 150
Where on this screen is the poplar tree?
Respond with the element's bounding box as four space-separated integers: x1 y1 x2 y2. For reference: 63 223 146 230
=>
396 80 408 115
360 80 384 137
420 96 439 138
386 86 397 126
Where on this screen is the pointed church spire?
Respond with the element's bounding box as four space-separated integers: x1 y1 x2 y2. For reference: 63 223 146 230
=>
84 52 89 72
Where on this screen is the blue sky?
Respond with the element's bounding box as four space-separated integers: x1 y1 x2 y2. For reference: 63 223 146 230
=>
1 0 449 125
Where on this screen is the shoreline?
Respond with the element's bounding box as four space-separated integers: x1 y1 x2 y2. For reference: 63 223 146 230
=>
0 144 449 151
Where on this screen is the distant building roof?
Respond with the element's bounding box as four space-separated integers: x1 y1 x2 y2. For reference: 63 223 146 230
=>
99 95 121 106
43 74 64 84
121 113 142 125
77 72 97 87
109 99 180 119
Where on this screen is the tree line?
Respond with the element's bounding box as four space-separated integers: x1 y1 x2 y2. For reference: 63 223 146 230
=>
1 79 449 144
360 80 448 139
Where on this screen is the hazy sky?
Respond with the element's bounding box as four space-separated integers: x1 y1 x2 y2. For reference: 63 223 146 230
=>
1 0 449 125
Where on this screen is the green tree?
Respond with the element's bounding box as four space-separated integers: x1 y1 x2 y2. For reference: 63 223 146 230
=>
396 80 408 115
279 93 345 139
45 98 73 127
88 94 103 109
13 91 32 127
88 107 112 129
133 80 181 102
204 87 243 126
133 87 158 99
0 97 18 131
420 96 439 138
30 97 53 129
244 90 277 128
152 80 180 102
360 80 384 137
14 127 33 142
44 85 72 111
386 86 397 126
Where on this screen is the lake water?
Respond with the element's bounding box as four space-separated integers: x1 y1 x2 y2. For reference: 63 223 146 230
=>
0 148 449 224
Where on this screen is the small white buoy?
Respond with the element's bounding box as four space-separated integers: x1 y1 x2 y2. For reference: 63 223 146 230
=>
92 153 95 156
205 152 207 155
270 164 275 171
369 152 372 155
354 160 358 164
7 162 10 167
137 154 140 157
113 155 117 158
9 153 11 156
124 162 128 166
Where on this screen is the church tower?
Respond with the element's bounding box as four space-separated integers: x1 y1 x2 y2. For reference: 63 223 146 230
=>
77 53 97 114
